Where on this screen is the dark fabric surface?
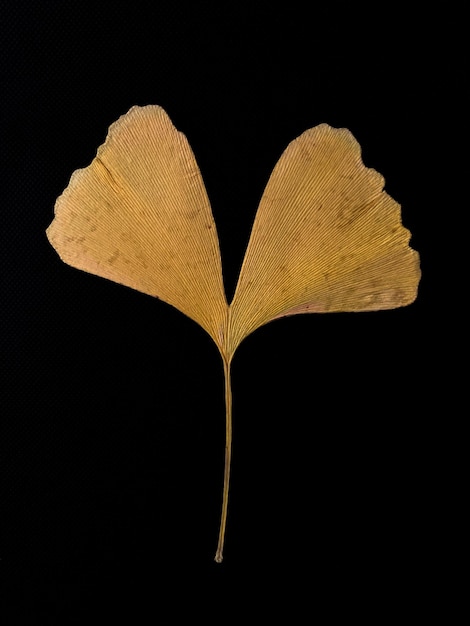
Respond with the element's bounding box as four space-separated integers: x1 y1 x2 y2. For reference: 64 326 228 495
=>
0 1 460 621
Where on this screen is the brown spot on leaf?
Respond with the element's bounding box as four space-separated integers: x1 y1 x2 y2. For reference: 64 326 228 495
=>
108 250 120 264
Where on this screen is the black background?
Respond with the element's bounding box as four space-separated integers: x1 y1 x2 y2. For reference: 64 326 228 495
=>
0 1 461 622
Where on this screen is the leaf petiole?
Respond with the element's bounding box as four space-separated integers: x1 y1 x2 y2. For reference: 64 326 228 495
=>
215 357 232 563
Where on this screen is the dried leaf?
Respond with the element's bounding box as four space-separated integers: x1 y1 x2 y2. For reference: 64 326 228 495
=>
229 123 420 355
46 106 421 562
47 106 228 352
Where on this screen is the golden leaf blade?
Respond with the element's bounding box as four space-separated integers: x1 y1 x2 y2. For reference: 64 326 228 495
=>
46 108 421 562
46 105 228 351
228 124 420 355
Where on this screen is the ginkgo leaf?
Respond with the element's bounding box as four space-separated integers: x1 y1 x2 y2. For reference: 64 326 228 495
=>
47 105 228 353
46 105 421 563
228 124 420 356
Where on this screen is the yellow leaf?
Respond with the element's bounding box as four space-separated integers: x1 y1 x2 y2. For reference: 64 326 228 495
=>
46 106 421 562
229 123 420 356
47 106 228 353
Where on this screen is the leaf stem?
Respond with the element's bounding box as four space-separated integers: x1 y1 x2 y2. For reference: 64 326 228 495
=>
215 357 232 563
